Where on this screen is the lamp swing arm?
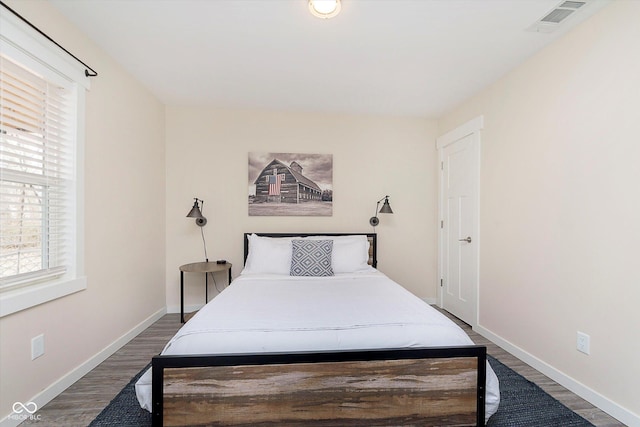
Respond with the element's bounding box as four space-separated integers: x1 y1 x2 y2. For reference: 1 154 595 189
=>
369 195 392 227
374 195 389 215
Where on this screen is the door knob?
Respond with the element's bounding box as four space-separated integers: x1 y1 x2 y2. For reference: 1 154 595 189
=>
458 237 472 243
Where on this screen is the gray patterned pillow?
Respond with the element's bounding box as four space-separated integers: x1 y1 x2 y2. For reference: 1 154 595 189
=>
290 240 334 277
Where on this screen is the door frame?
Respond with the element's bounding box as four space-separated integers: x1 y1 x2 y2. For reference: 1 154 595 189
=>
436 116 483 327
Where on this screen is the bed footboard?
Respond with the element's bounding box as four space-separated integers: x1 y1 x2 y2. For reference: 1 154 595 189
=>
152 346 486 427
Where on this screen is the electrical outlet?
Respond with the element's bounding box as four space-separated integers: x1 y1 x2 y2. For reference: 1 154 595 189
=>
576 331 590 355
31 334 44 360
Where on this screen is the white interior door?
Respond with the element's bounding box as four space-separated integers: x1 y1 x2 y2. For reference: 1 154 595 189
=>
438 118 481 326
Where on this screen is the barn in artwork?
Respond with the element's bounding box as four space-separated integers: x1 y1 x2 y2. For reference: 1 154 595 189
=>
253 159 322 203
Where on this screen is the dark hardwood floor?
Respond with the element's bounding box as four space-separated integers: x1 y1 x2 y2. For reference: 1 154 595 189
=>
19 311 625 427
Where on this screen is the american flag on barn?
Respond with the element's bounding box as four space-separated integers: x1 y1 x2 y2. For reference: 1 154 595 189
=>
268 170 285 195
253 159 323 203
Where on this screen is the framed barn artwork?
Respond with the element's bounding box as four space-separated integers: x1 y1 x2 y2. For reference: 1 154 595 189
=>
248 152 333 216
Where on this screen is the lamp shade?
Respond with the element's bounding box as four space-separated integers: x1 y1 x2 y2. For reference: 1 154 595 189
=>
186 198 207 226
379 197 393 214
186 201 204 219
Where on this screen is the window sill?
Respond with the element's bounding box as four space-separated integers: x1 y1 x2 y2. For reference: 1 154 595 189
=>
0 276 87 318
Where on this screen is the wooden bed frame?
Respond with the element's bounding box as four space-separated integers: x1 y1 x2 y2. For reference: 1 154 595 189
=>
151 233 487 426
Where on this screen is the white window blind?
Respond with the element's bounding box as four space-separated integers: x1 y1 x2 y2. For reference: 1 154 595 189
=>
0 8 86 317
0 55 73 291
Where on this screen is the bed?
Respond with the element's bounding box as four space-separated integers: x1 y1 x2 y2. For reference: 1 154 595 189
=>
137 233 500 426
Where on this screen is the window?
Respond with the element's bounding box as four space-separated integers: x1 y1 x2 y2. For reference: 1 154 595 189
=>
1 57 71 288
0 10 88 317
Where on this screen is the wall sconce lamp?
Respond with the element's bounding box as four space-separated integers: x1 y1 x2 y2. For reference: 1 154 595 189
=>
309 0 342 19
186 198 207 226
369 195 393 227
186 197 209 261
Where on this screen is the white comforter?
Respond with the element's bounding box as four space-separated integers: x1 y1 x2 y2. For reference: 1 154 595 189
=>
136 271 500 420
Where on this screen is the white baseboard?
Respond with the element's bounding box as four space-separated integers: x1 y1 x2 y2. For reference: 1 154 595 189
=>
475 324 640 427
422 297 438 305
0 307 166 427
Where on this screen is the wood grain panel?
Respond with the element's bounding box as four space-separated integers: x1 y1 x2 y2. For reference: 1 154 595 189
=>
161 357 478 427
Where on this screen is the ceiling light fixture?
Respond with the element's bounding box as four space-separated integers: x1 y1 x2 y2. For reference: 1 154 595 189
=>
309 0 341 19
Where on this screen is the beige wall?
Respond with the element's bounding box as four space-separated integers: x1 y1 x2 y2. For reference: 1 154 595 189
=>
0 1 166 421
165 107 439 310
3 0 637 424
439 0 640 420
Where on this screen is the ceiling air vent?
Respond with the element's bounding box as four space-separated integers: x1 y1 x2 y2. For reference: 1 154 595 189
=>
527 0 588 32
541 8 575 24
559 1 586 9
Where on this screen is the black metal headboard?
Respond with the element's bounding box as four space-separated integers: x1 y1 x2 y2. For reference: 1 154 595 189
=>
244 233 377 268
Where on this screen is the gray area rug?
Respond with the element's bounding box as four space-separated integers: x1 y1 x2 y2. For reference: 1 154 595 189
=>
485 356 594 427
90 356 595 426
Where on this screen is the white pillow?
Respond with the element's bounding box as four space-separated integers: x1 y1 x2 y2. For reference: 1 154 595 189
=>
243 234 292 275
332 236 371 273
301 235 372 273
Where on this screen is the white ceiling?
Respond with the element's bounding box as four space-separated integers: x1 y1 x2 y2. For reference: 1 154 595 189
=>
50 0 609 118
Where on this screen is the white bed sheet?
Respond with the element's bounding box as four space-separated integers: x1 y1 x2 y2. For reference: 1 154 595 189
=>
136 270 500 420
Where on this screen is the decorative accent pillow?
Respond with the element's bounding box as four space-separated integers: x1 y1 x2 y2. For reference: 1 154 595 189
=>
290 240 334 277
